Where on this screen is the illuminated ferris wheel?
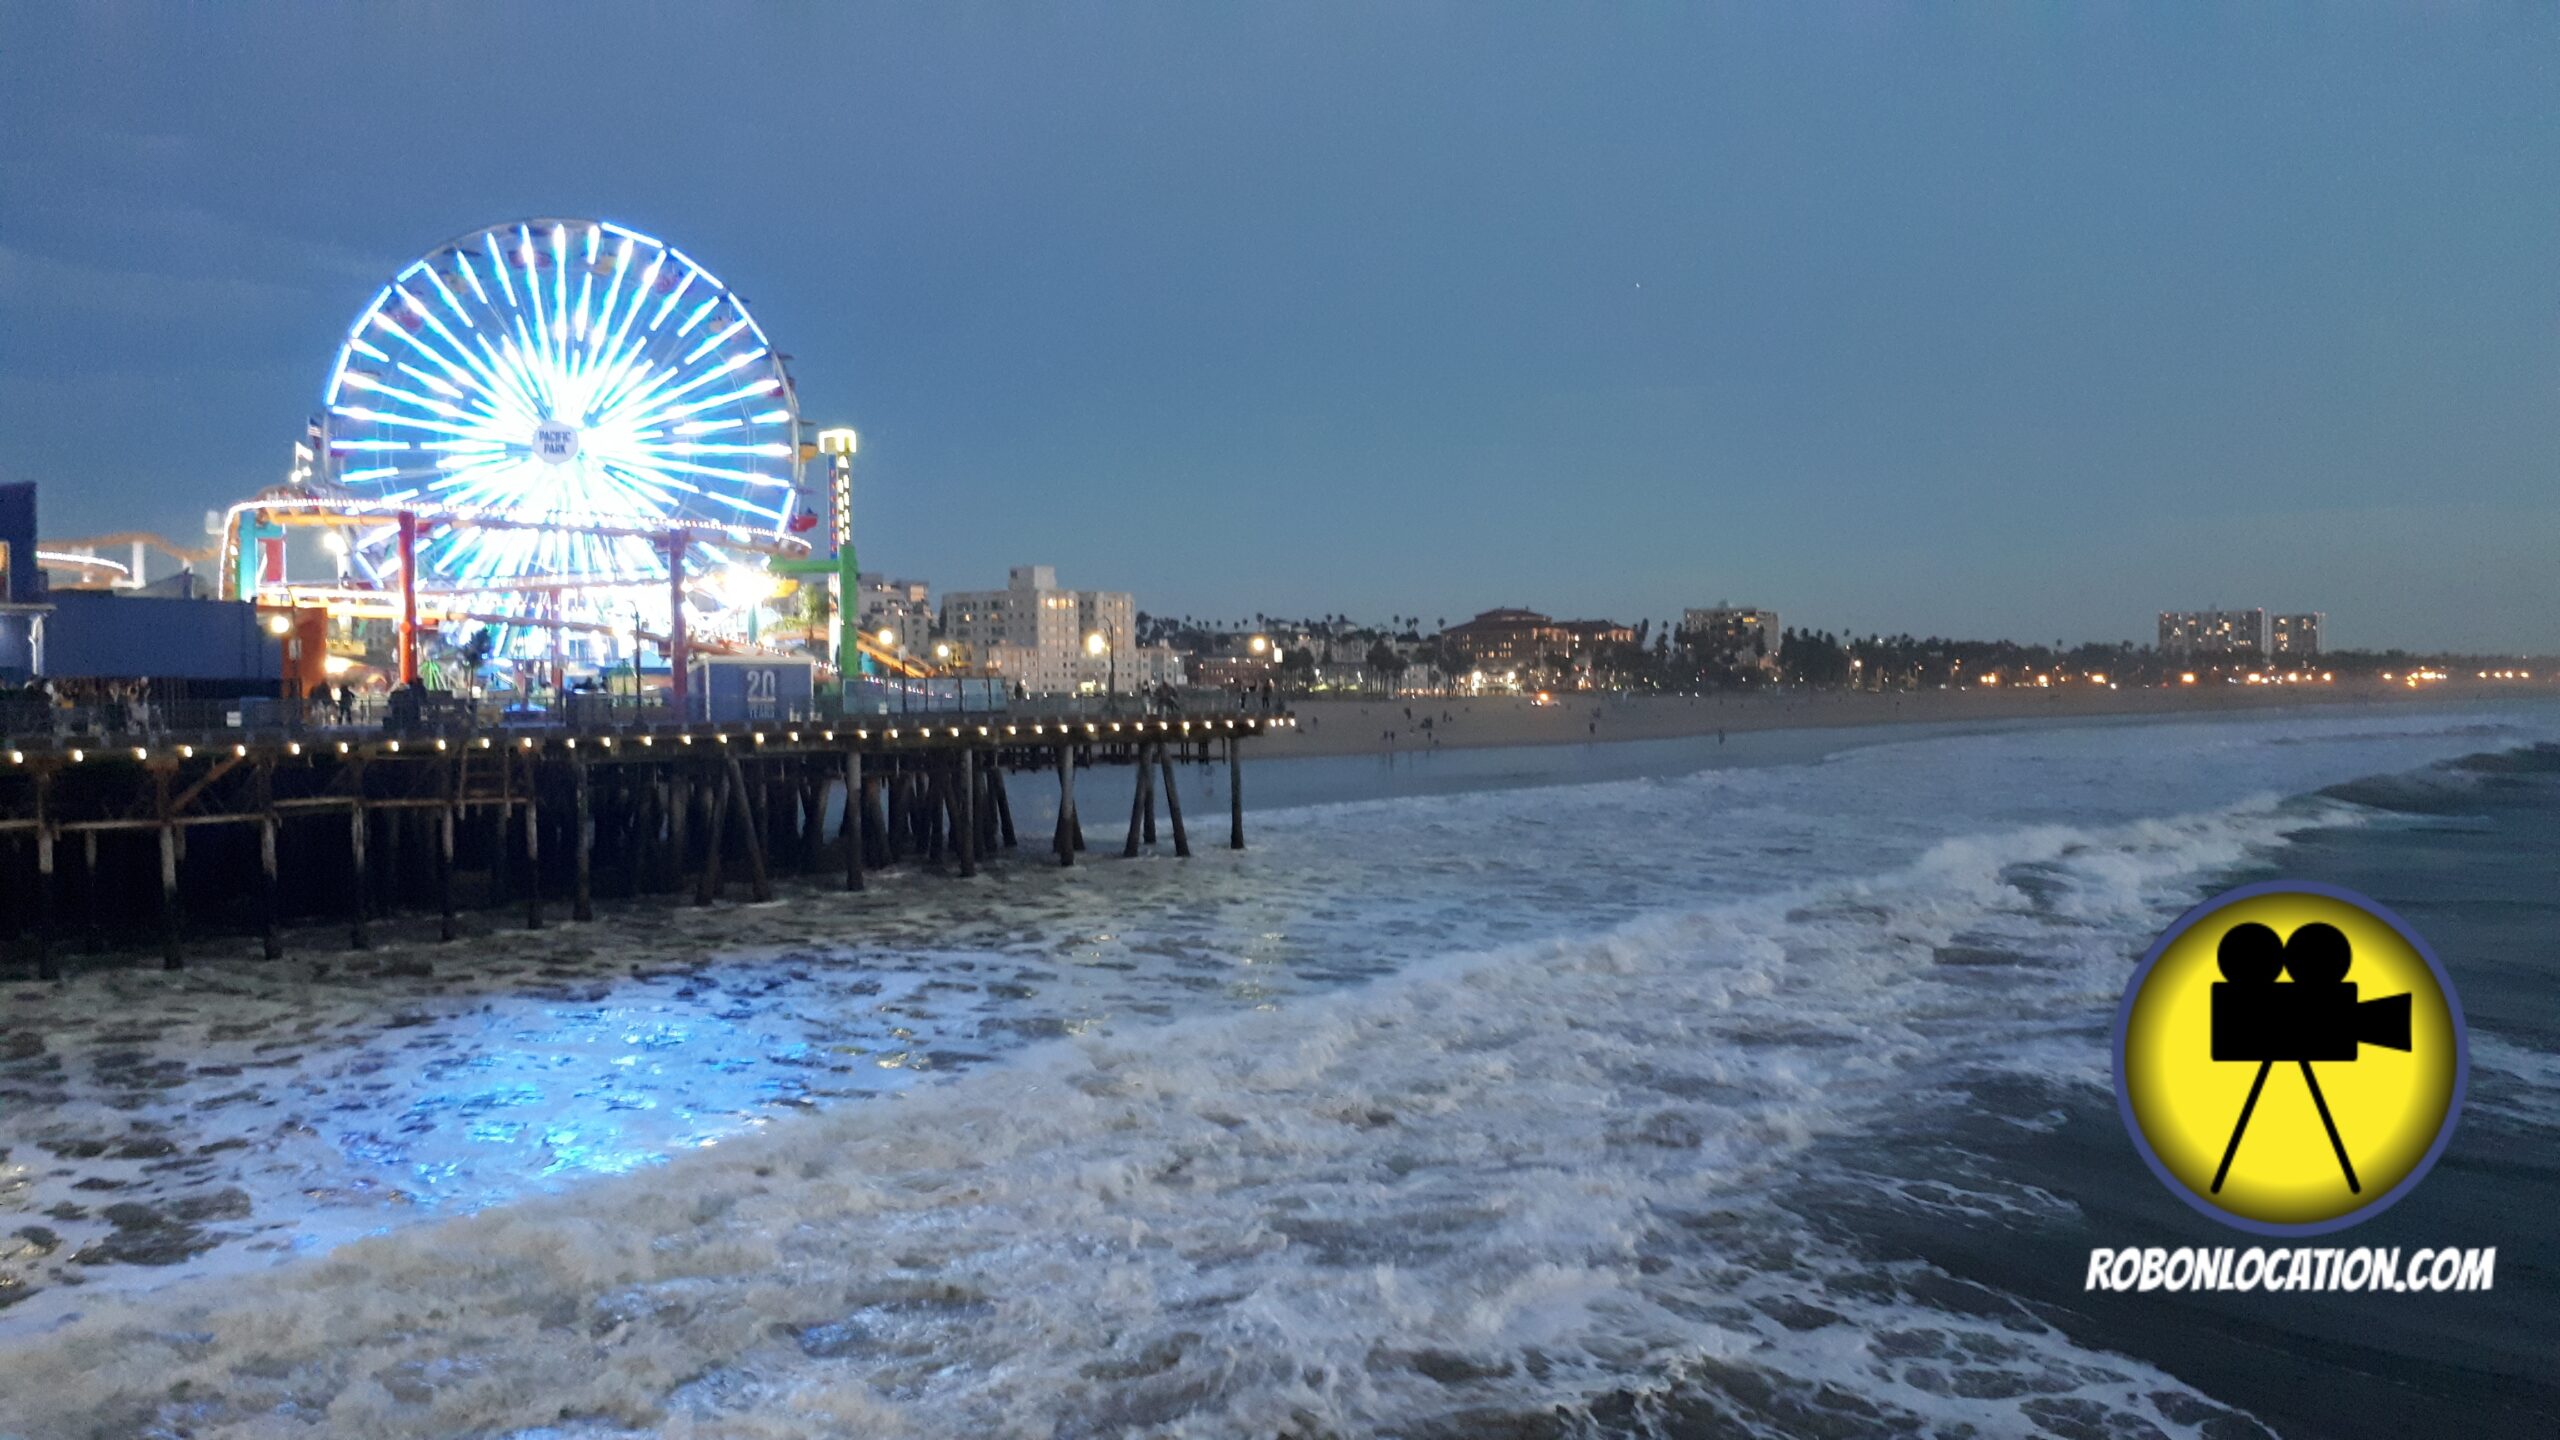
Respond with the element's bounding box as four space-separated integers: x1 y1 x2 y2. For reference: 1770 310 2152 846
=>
320 218 806 655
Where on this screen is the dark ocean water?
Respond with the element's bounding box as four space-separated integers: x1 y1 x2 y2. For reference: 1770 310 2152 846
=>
1838 742 2560 1440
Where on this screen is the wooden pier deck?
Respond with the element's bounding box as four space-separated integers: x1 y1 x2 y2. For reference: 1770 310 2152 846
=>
0 710 1294 977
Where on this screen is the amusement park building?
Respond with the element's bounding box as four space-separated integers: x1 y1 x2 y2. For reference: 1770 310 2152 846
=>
0 482 286 689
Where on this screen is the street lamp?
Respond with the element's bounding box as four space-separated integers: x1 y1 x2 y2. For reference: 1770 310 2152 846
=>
1086 628 1117 696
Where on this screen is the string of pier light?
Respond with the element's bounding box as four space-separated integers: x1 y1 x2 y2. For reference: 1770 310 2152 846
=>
2 716 1298 767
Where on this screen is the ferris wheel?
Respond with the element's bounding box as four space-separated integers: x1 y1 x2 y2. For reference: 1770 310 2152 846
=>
319 217 807 655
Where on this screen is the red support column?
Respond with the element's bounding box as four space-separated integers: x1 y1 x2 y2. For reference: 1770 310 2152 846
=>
397 510 421 686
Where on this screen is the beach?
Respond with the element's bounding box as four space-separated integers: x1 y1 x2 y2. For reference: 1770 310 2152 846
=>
1252 682 2551 759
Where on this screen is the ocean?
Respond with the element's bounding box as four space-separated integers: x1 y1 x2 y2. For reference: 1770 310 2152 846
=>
0 699 2554 1439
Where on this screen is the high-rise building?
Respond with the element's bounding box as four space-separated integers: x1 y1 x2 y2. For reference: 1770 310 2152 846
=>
2158 609 2267 657
938 565 1141 694
2269 613 2325 657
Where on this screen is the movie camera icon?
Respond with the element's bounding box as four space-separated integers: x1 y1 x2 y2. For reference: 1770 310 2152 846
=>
2208 921 2412 1195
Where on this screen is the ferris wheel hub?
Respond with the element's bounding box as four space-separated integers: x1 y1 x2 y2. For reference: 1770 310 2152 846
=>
532 419 581 465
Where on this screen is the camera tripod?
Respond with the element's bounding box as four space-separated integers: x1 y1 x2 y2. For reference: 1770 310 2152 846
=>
2210 1059 2362 1195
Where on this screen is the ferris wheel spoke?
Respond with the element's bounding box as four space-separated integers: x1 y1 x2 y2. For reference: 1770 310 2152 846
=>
406 304 522 415
370 304 525 435
616 352 773 430
399 288 486 380
449 244 493 308
647 266 701 333
572 251 597 352
367 309 474 396
334 462 451 486
586 457 687 507
596 249 659 378
589 353 674 426
587 456 704 508
629 372 783 433
503 317 558 416
480 231 517 310
390 361 468 403
332 406 484 440
548 224 572 365
508 225 557 387
403 259 473 330
672 290 724 340
578 236 635 384
584 279 674 416
470 332 548 421
681 314 754 367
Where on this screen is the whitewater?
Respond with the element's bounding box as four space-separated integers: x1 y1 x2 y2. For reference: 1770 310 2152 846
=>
2 704 2554 1439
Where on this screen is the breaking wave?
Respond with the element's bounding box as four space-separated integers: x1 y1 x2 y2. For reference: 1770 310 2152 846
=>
0 793 2330 1440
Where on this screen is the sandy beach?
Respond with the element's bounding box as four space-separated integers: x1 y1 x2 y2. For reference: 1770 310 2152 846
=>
1250 681 2552 759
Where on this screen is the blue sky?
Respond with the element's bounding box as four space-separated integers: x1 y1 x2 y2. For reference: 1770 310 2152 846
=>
2 4 2551 650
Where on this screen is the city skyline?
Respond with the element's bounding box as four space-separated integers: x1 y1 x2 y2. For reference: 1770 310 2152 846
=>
2 5 2553 651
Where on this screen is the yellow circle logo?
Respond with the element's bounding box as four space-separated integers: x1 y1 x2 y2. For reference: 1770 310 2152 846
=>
2115 883 2467 1235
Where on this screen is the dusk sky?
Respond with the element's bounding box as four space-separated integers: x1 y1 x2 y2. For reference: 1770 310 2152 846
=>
2 4 2551 651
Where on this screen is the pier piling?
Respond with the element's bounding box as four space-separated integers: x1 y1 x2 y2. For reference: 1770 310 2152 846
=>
520 747 543 930
1157 743 1191 858
31 769 55 980
572 747 594 922
0 712 1289 974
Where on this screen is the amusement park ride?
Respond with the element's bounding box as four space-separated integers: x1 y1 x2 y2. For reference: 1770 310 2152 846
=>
216 217 923 703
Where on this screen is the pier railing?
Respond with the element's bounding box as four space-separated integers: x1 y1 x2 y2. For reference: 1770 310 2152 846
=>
0 683 1290 749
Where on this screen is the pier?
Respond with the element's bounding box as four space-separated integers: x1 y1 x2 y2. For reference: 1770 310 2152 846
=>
0 708 1291 978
